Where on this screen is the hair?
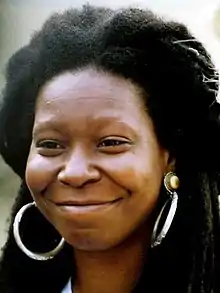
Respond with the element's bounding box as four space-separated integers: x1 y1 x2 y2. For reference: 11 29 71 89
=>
0 4 220 293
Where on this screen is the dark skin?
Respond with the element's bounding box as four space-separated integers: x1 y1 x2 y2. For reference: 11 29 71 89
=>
25 68 172 293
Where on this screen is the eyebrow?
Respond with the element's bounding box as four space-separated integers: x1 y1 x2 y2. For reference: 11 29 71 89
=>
32 120 62 137
32 115 139 139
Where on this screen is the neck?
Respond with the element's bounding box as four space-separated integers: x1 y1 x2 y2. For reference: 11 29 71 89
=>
73 224 151 293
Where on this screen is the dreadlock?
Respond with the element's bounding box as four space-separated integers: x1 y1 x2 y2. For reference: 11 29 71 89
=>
0 5 219 293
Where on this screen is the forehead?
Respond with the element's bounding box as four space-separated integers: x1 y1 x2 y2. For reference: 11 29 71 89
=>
33 69 151 137
36 68 145 112
33 68 157 145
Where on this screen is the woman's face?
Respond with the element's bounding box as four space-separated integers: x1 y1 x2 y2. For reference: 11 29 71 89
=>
26 68 169 251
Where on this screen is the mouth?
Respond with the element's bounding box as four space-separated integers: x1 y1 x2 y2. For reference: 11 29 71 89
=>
49 198 123 213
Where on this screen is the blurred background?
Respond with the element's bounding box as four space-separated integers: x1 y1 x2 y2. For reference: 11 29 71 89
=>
0 0 220 249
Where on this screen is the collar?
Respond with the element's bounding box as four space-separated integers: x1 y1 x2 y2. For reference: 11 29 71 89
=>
61 278 72 293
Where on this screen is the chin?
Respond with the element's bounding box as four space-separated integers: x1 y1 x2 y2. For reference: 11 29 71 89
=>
65 232 123 252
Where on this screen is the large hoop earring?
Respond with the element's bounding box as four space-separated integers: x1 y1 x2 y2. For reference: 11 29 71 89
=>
13 201 65 261
151 172 179 248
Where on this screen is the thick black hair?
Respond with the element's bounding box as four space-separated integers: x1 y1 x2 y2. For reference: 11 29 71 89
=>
0 4 220 293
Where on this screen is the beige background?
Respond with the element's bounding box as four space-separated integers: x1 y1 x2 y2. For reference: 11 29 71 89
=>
0 0 220 249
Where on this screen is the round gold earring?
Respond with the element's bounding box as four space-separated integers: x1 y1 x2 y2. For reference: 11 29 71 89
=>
164 171 180 193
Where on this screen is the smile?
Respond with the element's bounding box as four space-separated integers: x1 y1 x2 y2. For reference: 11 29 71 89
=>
49 198 123 214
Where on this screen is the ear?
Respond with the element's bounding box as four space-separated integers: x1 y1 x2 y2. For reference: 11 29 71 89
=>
163 151 176 173
166 156 176 173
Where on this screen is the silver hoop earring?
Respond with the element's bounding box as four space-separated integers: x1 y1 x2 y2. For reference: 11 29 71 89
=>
151 172 179 248
13 201 65 261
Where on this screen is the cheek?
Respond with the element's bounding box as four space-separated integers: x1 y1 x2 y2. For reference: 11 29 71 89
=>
99 148 167 195
25 153 59 195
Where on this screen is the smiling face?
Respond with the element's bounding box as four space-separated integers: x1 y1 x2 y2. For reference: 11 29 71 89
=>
25 68 169 251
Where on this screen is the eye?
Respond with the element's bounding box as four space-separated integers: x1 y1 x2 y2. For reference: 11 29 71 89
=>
36 140 65 156
97 138 132 154
99 139 126 147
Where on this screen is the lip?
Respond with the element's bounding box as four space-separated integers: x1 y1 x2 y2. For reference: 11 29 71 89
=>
48 198 123 213
52 198 121 206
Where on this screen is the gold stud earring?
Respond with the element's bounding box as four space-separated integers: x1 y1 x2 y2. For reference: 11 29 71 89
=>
164 172 180 193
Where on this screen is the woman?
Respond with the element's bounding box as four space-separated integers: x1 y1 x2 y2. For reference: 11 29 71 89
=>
0 5 219 293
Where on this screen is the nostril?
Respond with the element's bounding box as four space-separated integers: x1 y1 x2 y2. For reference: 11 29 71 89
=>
88 178 100 184
59 179 70 187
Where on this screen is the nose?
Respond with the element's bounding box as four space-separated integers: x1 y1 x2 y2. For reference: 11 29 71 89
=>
57 148 101 188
